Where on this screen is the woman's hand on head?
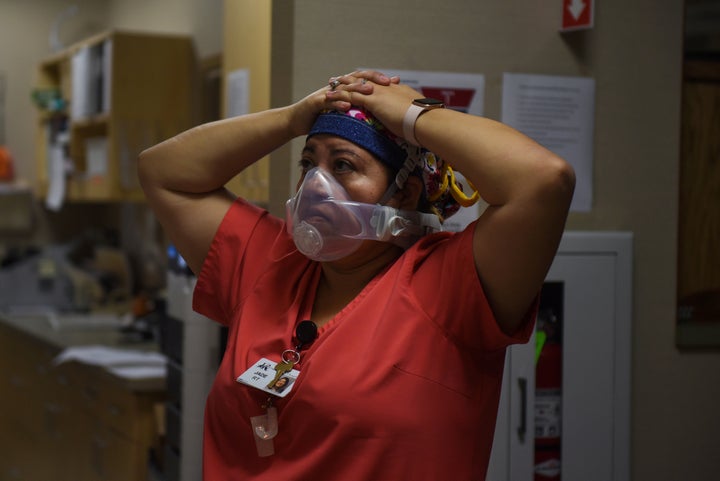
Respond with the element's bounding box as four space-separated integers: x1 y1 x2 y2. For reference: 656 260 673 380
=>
326 75 422 139
325 70 401 110
289 70 401 137
328 82 423 137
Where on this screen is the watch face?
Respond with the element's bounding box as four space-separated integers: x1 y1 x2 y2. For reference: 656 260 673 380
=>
414 97 444 108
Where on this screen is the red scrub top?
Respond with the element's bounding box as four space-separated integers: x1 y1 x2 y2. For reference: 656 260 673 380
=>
193 198 534 481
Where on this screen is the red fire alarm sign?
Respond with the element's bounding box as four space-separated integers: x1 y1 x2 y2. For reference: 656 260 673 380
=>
561 0 594 32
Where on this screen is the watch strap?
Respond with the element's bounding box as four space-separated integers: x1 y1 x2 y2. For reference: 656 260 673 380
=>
402 100 444 147
402 103 426 146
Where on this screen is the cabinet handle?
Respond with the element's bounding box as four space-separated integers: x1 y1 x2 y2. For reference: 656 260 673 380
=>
517 377 527 443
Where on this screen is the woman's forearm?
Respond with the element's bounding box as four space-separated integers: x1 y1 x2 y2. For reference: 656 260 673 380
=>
412 104 575 333
138 106 296 195
136 106 299 274
413 107 575 208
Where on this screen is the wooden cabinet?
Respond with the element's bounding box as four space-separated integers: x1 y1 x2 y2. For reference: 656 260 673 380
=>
676 59 720 347
0 316 165 481
33 31 196 203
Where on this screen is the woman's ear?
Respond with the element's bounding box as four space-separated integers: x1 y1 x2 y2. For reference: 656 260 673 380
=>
394 175 424 210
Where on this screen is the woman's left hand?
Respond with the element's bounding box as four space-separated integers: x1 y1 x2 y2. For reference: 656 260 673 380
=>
325 71 422 139
325 70 400 100
290 70 401 136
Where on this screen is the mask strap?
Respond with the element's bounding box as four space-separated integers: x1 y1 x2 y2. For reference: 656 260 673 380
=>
378 184 397 206
381 208 443 249
378 150 422 205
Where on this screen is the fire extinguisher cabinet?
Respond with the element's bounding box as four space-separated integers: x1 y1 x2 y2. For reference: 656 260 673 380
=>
486 231 632 481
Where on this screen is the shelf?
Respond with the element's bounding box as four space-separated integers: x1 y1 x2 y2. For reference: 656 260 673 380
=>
34 30 196 204
71 113 110 129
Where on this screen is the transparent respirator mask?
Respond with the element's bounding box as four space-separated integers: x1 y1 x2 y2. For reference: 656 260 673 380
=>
285 167 442 262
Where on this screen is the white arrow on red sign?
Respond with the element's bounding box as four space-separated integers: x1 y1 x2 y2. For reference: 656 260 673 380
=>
567 0 586 20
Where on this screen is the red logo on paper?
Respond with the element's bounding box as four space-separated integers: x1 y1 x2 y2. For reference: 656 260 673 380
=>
420 87 475 113
562 0 593 31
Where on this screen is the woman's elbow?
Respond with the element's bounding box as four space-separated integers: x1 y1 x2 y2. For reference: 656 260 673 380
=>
544 154 576 206
137 139 172 190
136 148 155 191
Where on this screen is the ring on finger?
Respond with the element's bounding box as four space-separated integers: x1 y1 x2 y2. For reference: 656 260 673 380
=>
329 79 341 90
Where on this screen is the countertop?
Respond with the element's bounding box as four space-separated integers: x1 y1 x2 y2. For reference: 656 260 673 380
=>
0 312 166 392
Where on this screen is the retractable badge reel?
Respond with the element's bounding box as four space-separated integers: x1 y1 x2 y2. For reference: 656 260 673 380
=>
237 320 318 456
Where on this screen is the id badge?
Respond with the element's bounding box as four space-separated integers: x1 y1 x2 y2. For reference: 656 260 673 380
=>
236 358 300 398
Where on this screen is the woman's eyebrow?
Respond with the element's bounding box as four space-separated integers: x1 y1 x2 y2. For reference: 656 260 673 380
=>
330 148 363 159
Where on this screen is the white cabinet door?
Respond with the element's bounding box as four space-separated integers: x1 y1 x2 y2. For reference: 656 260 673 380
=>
487 231 632 481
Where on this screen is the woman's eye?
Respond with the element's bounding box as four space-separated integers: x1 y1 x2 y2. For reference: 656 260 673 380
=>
334 159 354 173
298 158 315 172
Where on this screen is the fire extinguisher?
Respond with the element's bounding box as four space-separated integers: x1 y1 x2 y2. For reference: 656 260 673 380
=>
534 307 562 480
0 146 14 182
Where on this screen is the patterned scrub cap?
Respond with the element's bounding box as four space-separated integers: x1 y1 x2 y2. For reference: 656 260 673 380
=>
308 107 479 221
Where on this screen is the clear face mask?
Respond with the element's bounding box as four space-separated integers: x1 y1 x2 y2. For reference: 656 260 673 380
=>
285 167 442 262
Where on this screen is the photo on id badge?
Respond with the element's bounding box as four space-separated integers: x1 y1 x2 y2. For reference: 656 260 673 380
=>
237 358 300 397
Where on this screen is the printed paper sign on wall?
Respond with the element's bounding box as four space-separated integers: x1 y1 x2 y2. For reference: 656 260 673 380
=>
501 73 595 212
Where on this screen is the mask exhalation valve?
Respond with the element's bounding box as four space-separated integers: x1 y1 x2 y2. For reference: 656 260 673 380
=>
293 221 323 257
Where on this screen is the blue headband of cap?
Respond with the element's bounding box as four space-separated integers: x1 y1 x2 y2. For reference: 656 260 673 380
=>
307 111 407 171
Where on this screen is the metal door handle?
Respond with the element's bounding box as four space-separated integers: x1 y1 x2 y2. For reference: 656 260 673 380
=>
517 377 527 442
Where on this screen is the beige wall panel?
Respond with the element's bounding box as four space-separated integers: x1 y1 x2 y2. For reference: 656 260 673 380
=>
222 0 272 203
108 0 223 58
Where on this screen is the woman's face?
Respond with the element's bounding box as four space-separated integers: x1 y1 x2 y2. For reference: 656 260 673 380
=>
298 134 393 205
